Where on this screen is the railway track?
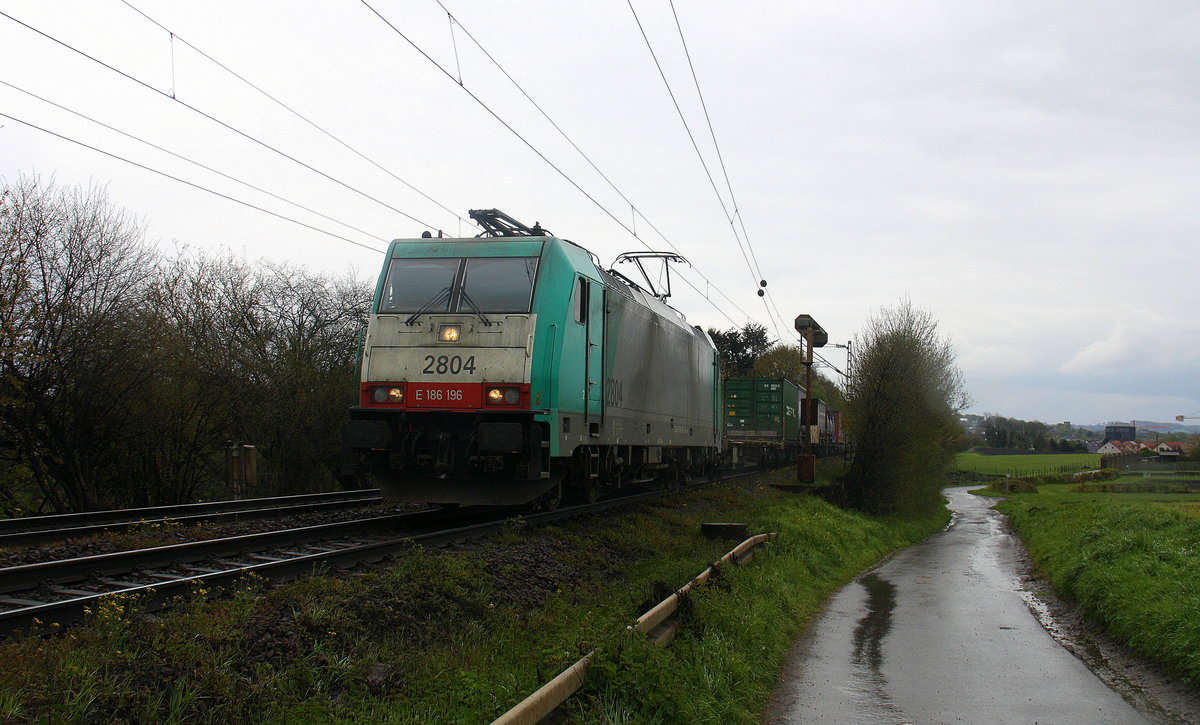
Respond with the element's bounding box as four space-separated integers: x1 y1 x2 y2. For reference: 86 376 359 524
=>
0 489 385 548
0 470 765 638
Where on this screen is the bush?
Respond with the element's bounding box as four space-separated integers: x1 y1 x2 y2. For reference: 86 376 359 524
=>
837 301 968 517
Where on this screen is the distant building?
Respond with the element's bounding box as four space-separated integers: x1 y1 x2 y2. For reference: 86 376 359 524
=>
1156 442 1185 459
1104 425 1137 442
1097 440 1141 456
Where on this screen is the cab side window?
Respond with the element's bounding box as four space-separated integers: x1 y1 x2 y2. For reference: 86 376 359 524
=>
573 277 589 324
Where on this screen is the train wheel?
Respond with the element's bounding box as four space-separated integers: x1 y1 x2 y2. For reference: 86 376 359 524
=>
570 447 602 505
582 476 601 504
662 462 681 490
541 481 563 511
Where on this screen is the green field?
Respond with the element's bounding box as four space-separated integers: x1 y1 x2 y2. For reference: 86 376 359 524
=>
955 451 1100 477
980 482 1200 506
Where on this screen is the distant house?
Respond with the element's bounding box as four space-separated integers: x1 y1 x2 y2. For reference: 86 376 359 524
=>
1097 440 1141 455
1156 441 1185 459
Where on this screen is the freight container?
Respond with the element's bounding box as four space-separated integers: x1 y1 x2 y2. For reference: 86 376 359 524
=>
723 377 801 444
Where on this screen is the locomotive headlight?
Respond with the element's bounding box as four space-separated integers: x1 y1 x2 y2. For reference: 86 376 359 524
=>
439 324 461 342
485 386 521 405
371 386 404 404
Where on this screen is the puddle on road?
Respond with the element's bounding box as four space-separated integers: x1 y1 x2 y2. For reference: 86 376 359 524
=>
852 573 895 673
844 573 909 723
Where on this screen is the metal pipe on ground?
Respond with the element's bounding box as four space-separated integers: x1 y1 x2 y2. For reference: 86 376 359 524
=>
634 533 776 636
490 532 779 725
490 652 594 725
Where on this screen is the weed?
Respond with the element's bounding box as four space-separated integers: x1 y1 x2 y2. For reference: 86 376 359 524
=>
0 689 26 719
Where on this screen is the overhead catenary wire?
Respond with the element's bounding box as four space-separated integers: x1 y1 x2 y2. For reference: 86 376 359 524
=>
0 79 388 245
424 0 783 331
429 0 678 254
0 10 442 232
10 0 764 333
0 111 386 254
357 0 646 242
8 5 805 348
364 0 764 328
430 2 763 326
668 0 765 285
626 0 761 293
117 0 467 229
632 1 817 354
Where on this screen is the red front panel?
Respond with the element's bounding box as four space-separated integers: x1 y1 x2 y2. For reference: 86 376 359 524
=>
407 382 482 409
360 382 530 410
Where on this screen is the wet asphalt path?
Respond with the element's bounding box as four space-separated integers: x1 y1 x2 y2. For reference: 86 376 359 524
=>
763 486 1152 724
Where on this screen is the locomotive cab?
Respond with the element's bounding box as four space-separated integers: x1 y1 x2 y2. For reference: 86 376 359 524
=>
342 235 552 505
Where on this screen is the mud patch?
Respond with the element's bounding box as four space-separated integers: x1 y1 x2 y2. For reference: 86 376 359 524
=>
474 533 638 612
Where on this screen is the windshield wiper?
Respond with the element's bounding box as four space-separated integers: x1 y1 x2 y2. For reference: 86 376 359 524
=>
404 287 451 326
458 290 493 326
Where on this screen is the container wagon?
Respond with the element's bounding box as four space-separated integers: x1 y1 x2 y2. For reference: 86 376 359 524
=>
722 377 802 466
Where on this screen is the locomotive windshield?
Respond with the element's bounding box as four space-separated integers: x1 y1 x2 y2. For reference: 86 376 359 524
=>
379 258 458 313
379 256 538 314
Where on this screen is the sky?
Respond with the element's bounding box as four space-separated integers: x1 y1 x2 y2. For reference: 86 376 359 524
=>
2 0 1198 427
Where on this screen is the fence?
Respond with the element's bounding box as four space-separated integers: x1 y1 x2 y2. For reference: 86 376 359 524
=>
999 463 1096 479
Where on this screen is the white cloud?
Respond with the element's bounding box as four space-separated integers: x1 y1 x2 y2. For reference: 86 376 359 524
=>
1059 320 1134 376
956 338 1037 381
1061 314 1200 376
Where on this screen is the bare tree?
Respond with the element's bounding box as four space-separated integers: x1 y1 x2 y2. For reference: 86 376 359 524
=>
122 253 258 504
0 175 156 512
1 175 374 512
238 262 369 495
133 253 370 501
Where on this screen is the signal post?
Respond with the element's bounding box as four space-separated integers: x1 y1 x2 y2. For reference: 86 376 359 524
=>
794 315 827 483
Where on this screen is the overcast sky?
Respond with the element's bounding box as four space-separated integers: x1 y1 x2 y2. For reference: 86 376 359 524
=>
3 0 1197 427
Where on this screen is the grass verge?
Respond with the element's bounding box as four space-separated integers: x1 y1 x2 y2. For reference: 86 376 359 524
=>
996 493 1200 686
0 467 945 724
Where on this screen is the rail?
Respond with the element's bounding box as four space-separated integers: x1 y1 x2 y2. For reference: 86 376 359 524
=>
1 467 777 638
0 490 384 547
0 486 682 637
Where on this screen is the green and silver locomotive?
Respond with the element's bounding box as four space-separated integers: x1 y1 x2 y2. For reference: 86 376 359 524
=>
342 210 721 507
